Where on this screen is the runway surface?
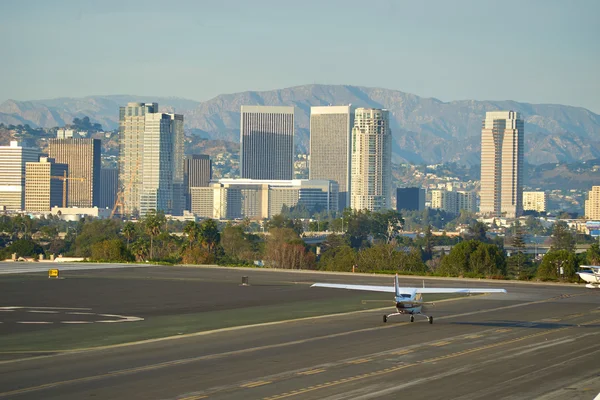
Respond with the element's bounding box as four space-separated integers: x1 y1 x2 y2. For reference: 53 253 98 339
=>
0 265 599 399
0 261 148 275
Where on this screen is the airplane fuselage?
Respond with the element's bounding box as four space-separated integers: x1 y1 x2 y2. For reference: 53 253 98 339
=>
577 269 600 288
395 292 423 314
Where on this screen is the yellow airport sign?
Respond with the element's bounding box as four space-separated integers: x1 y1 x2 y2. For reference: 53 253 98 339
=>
48 269 59 278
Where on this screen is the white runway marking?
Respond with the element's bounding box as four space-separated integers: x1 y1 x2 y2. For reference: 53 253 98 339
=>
27 310 59 314
1 306 144 324
61 321 93 324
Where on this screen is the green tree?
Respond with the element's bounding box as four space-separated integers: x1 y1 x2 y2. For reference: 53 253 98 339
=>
537 250 577 281
199 219 220 254
221 223 256 262
317 245 356 272
466 221 488 242
131 240 149 262
507 221 528 278
550 221 574 252
586 243 600 265
144 210 166 260
73 219 121 257
183 221 200 244
91 239 133 262
122 222 136 249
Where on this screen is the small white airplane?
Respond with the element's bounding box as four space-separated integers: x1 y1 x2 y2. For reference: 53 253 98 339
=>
576 265 600 288
312 274 507 324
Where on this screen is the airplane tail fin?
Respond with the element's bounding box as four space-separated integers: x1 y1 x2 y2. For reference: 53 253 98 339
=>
395 274 400 297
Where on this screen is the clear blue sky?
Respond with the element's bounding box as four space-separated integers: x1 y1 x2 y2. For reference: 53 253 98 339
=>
1 0 599 112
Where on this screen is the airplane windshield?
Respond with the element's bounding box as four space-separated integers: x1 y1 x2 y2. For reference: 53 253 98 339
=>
399 294 412 298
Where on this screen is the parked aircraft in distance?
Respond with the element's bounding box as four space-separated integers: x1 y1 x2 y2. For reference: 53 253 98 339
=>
312 274 507 324
576 265 600 288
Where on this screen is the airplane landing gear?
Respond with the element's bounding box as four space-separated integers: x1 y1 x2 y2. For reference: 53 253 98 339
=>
410 315 414 323
383 314 387 323
428 316 433 324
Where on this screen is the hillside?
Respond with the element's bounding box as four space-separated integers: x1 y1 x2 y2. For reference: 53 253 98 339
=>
2 85 600 165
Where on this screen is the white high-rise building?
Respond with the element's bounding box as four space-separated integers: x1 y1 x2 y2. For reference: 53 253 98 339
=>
523 191 548 213
0 141 39 210
480 111 524 218
139 113 184 217
585 186 600 220
430 189 476 215
309 105 355 210
240 106 294 180
350 108 392 212
118 102 159 216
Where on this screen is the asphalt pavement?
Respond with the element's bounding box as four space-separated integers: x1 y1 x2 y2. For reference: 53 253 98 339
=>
0 265 598 400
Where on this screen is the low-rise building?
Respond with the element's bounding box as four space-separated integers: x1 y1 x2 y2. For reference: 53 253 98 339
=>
191 179 338 220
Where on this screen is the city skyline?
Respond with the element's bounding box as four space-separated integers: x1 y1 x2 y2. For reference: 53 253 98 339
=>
0 1 598 113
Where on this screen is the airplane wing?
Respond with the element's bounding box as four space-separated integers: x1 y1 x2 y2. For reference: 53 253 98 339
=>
310 283 395 293
311 283 506 295
415 288 507 294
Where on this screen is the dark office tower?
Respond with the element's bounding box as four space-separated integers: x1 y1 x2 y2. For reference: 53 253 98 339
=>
310 105 355 210
48 138 101 207
184 154 212 210
240 106 294 180
99 168 118 210
396 187 425 211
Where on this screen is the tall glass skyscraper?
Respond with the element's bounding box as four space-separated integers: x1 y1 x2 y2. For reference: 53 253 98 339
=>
480 111 524 218
240 106 294 180
139 113 184 216
350 108 392 212
118 102 159 216
309 105 355 210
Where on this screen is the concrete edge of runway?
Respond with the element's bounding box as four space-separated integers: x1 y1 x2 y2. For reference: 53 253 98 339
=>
175 263 587 288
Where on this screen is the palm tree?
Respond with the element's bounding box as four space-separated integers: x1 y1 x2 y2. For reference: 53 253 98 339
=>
131 240 149 262
122 222 136 249
183 221 199 246
144 211 163 260
199 219 220 254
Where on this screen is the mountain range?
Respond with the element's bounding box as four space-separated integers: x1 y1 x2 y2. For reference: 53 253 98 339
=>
1 84 599 166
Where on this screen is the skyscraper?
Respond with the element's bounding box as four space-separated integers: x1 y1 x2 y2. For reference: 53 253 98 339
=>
396 187 425 211
350 108 392 212
118 102 159 216
99 168 118 210
25 157 68 212
184 154 212 211
240 106 294 180
0 141 38 210
139 113 184 216
480 111 524 218
585 186 600 220
48 138 101 207
309 105 355 210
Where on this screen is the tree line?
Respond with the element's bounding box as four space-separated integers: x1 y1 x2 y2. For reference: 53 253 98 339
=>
0 211 597 283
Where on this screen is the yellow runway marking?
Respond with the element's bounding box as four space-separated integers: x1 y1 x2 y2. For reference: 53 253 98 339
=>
2 297 591 397
347 358 371 364
391 349 414 356
464 334 482 339
263 326 576 400
540 318 561 322
242 380 271 388
298 369 325 375
494 329 512 333
430 341 451 346
180 395 207 400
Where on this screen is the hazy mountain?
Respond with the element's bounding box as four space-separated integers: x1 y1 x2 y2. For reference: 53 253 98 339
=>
2 85 599 165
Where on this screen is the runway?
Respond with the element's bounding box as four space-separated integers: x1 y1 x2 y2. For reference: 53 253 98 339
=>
0 266 598 399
